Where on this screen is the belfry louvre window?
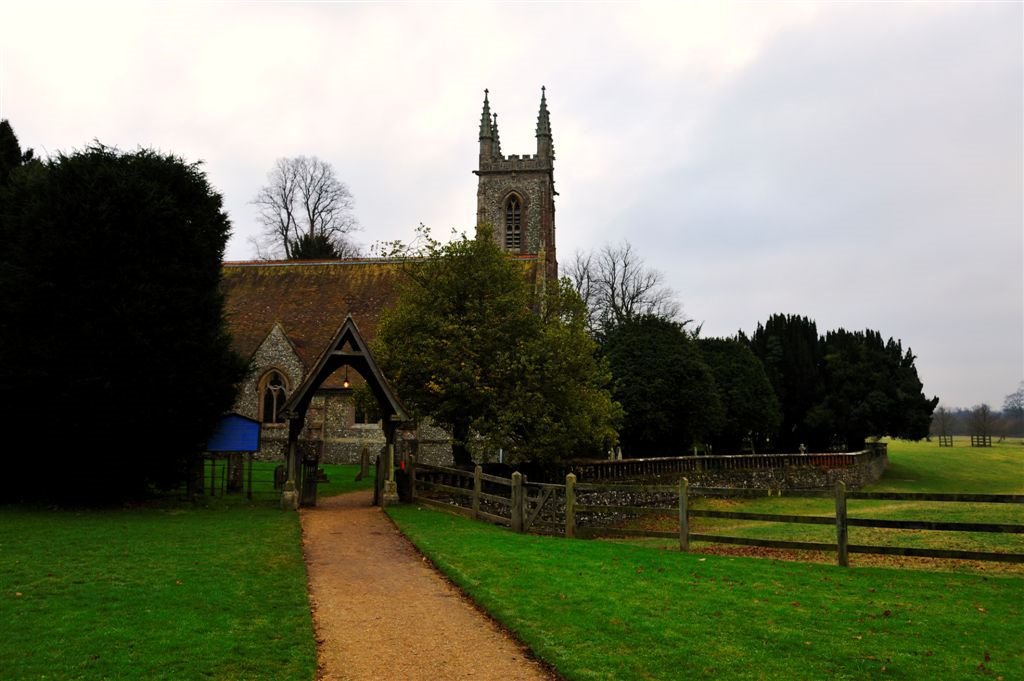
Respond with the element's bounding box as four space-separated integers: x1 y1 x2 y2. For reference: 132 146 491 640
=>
505 197 521 250
261 371 288 424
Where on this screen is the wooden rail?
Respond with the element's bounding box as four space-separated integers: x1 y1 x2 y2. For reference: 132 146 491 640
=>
572 479 1024 566
410 462 559 532
409 462 1024 567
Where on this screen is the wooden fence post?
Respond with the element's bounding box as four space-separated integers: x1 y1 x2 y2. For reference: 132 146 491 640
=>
473 465 482 520
679 477 689 552
835 480 848 567
511 471 523 532
565 473 576 538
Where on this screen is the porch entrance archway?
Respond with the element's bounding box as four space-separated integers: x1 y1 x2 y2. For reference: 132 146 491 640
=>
280 315 408 507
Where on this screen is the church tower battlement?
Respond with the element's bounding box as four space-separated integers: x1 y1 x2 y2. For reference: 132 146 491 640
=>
475 88 557 280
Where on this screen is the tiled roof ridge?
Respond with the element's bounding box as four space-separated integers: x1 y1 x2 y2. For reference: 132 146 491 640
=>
223 254 541 268
224 257 412 268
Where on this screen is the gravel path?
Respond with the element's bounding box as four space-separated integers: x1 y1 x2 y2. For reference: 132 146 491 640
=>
301 490 557 681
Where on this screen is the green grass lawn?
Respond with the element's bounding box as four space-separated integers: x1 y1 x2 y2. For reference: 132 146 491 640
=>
608 438 1024 571
873 437 1023 494
318 462 376 498
388 502 1024 680
200 460 375 503
1 463 373 681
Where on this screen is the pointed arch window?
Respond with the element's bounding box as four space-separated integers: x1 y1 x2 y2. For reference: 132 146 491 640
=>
505 196 521 250
260 370 289 424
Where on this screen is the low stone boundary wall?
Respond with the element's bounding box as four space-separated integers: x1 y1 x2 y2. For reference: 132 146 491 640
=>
569 443 888 491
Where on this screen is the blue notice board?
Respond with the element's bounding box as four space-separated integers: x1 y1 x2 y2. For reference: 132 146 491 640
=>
206 413 262 452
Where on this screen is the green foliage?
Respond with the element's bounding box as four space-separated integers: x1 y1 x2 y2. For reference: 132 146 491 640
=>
497 279 622 463
748 314 937 451
747 313 827 450
0 119 34 185
288 231 341 259
698 337 781 452
820 329 938 448
389 502 1024 680
602 315 723 456
375 228 619 466
0 144 247 500
0 503 315 680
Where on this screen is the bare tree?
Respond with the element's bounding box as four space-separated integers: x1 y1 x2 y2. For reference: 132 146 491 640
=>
931 405 953 436
566 241 682 336
968 403 995 437
252 156 359 259
1003 382 1024 437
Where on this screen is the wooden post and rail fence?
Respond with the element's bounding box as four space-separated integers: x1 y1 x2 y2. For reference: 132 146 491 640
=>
408 461 1024 567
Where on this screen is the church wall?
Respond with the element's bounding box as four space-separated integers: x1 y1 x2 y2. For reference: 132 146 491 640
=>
320 390 387 463
236 327 456 466
233 324 307 461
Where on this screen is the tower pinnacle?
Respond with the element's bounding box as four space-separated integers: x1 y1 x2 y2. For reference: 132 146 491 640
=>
536 85 551 138
479 89 493 139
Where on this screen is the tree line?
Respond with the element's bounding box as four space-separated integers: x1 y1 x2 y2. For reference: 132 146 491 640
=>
374 234 941 467
565 247 938 456
932 387 1024 440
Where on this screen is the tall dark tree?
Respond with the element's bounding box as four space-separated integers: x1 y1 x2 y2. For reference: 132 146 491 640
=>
746 314 827 450
698 337 781 453
0 145 247 501
748 314 937 451
819 329 937 449
602 315 723 457
0 119 35 186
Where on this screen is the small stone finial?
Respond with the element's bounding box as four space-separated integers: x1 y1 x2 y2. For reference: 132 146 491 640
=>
479 89 493 139
536 86 551 138
492 112 501 155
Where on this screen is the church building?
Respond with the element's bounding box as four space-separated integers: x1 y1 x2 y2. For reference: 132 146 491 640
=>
221 88 559 465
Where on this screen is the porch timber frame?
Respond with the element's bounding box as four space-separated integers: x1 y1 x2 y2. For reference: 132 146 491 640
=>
280 315 408 508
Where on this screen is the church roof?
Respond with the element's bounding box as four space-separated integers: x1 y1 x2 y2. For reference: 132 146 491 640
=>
221 255 544 368
221 259 405 367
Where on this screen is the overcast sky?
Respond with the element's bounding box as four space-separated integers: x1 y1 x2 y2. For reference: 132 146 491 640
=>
2 2 1021 409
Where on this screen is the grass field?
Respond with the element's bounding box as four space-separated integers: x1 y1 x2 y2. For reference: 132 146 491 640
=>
388 503 1024 680
386 438 1024 679
0 463 373 681
625 438 1024 571
3 443 1018 680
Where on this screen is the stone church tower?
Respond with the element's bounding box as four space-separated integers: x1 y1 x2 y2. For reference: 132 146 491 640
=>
474 88 558 280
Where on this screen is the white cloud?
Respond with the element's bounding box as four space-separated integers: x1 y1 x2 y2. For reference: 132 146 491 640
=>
1 1 1019 407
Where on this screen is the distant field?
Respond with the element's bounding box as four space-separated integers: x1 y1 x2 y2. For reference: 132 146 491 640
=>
873 437 1023 494
612 438 1024 573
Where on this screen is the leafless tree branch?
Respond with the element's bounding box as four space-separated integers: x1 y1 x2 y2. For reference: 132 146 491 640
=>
566 241 683 336
252 156 360 258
